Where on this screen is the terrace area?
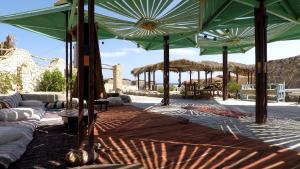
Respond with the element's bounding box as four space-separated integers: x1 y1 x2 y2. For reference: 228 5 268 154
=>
0 0 300 168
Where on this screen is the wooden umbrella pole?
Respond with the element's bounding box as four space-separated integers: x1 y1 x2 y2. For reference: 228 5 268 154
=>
88 0 95 148
255 0 268 124
189 71 192 85
223 46 228 101
198 71 200 84
77 0 85 146
69 33 73 105
65 11 69 109
163 36 170 106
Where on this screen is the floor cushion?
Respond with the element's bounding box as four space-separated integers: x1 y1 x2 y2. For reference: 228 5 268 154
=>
0 127 23 145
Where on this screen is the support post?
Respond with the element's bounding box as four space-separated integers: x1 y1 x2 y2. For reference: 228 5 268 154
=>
205 71 208 85
144 72 146 90
88 0 95 148
148 71 151 90
210 71 213 83
77 0 84 146
247 71 250 84
69 31 73 106
255 0 268 124
163 36 170 106
65 11 69 109
250 71 253 84
198 71 200 84
153 71 156 90
229 71 231 82
189 71 192 85
178 72 182 87
236 72 239 84
137 74 140 90
223 46 228 101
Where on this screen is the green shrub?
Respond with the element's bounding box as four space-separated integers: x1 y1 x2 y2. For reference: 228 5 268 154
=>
38 69 65 92
0 72 17 94
228 82 241 94
157 86 164 93
170 85 177 91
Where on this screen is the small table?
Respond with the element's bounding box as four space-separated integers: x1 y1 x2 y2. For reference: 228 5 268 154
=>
94 99 109 111
58 109 97 133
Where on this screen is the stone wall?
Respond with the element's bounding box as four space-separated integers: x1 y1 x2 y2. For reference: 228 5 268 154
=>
0 48 42 92
268 55 300 88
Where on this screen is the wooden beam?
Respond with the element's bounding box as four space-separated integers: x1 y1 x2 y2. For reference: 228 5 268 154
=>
223 46 228 101
65 11 69 109
77 0 84 146
163 36 170 106
88 0 95 148
255 0 268 124
234 0 259 8
210 71 213 83
236 72 239 83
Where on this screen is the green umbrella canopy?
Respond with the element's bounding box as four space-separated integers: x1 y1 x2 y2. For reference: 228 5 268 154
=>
197 22 299 55
0 4 116 41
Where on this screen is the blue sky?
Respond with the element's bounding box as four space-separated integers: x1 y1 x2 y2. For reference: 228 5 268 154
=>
1 0 300 83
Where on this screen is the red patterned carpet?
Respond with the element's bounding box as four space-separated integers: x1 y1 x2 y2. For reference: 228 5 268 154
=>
94 106 300 169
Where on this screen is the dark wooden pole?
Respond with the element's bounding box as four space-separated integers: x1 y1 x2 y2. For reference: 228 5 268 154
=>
144 72 146 90
223 46 228 101
236 72 239 84
153 71 156 90
77 0 84 146
148 71 151 90
189 71 192 85
178 72 181 87
250 71 253 84
69 31 73 106
255 0 268 124
229 71 231 82
88 0 95 148
137 74 140 90
65 11 69 109
198 71 200 84
210 71 213 83
247 71 250 84
205 71 208 85
163 36 170 106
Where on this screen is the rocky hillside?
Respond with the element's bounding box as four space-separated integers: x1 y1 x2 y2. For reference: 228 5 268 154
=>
268 55 300 88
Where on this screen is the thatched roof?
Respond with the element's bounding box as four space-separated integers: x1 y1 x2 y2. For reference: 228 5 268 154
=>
131 59 254 77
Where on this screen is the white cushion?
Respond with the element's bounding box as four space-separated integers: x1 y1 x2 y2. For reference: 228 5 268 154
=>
0 127 23 145
107 97 124 106
0 108 34 121
19 100 44 107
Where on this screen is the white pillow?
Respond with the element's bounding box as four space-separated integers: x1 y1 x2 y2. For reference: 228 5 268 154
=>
19 100 44 107
0 127 23 144
0 108 34 121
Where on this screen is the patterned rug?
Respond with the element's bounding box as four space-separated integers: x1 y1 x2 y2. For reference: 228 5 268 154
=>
181 105 249 119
